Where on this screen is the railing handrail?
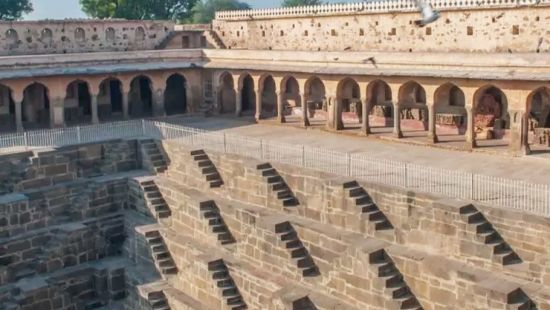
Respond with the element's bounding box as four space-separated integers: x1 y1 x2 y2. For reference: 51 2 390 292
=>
0 118 548 218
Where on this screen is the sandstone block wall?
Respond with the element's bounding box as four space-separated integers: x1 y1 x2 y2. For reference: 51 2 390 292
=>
156 139 550 309
0 20 174 56
212 5 550 53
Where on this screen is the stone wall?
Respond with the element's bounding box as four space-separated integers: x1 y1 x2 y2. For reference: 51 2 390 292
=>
0 139 138 195
157 139 550 309
212 4 550 53
0 20 174 56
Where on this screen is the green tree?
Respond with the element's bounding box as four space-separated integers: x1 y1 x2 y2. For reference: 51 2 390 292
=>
0 0 33 20
191 0 249 24
79 0 198 20
281 0 323 7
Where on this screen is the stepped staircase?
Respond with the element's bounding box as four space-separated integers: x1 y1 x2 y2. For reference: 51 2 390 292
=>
140 180 172 219
190 150 224 188
256 163 299 207
205 31 226 49
275 222 319 277
207 259 247 310
343 181 393 230
507 288 535 310
145 231 178 276
199 201 236 245
460 205 521 265
140 140 168 174
369 249 422 310
148 290 171 310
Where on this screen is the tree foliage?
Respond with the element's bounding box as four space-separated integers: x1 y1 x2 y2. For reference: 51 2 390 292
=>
79 0 199 20
282 0 323 7
0 0 33 21
191 0 249 23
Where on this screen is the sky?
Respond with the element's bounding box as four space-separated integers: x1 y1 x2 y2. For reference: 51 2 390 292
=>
23 0 356 20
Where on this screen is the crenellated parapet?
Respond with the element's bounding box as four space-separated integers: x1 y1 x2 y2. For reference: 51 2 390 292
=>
215 0 550 20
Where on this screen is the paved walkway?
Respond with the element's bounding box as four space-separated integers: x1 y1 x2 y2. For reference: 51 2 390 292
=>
169 115 550 185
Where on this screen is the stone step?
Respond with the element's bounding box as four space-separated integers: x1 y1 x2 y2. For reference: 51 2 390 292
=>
152 244 167 253
162 266 178 275
212 224 228 233
272 182 287 191
217 279 235 288
360 203 378 213
226 296 244 306
285 239 302 249
143 185 158 192
280 231 297 241
294 256 315 268
261 168 278 177
222 287 238 298
218 232 234 242
276 189 292 199
387 284 410 299
205 172 221 182
194 154 209 161
476 231 502 244
149 154 164 162
343 180 360 189
372 218 393 230
208 260 227 271
152 160 166 167
283 197 299 207
190 150 206 156
150 198 166 205
157 258 175 268
467 212 486 224
200 200 217 211
210 180 224 188
146 192 162 199
290 247 307 258
147 236 163 245
145 230 160 238
395 294 421 309
493 250 521 265
256 163 272 170
355 196 372 206
202 166 217 175
302 266 320 277
267 175 283 184
204 211 221 219
213 270 229 280
155 252 170 261
198 160 213 168
475 222 493 234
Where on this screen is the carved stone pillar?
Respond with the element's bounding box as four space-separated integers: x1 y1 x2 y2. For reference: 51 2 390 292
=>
235 89 242 117
122 92 129 119
277 91 286 123
50 98 65 128
255 88 262 121
15 99 23 132
326 95 337 130
91 94 99 124
465 106 476 149
301 92 310 127
393 104 403 138
361 97 370 136
427 104 438 143
509 109 529 155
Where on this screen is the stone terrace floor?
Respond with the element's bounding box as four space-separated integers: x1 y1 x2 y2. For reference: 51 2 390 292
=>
165 115 550 186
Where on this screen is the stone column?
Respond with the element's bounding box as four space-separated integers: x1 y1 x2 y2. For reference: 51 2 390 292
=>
393 104 403 138
122 92 129 119
301 92 310 127
465 106 476 149
91 94 99 124
509 109 529 155
427 104 438 143
153 89 166 117
361 97 370 136
51 98 65 128
255 88 262 121
277 91 286 123
326 95 337 130
235 89 242 117
15 99 23 132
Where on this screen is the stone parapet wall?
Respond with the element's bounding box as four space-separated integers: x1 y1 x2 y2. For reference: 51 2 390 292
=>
212 3 550 53
0 20 174 56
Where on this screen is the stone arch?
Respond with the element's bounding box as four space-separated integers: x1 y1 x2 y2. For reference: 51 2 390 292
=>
164 73 187 115
366 79 393 127
337 78 361 127
22 82 50 129
304 76 326 119
98 77 123 121
135 27 146 41
260 74 277 118
281 76 301 117
218 72 236 114
41 28 53 44
64 80 92 125
129 75 153 118
241 74 256 114
526 86 550 148
473 85 510 141
106 27 116 42
6 29 18 45
75 27 85 43
434 83 467 136
399 81 428 131
0 84 16 132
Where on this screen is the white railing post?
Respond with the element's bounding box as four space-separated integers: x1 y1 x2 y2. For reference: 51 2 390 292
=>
301 145 305 167
470 173 475 200
77 126 81 143
260 140 264 160
404 163 408 188
346 153 351 177
223 132 227 153
23 132 28 149
141 119 146 137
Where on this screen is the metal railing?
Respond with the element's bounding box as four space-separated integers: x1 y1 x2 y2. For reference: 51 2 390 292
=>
0 119 548 217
